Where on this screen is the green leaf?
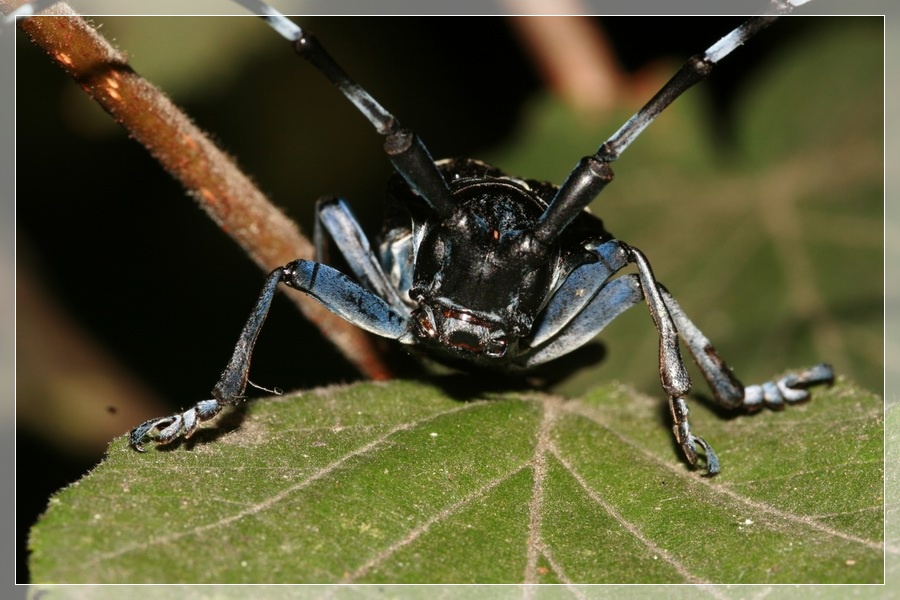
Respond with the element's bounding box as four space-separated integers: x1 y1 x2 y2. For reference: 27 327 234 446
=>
26 17 884 590
29 378 882 584
886 403 900 586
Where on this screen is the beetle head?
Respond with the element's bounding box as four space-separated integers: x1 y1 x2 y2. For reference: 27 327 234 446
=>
408 178 559 359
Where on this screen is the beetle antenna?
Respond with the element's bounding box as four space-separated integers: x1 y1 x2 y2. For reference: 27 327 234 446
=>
533 0 812 244
233 0 456 219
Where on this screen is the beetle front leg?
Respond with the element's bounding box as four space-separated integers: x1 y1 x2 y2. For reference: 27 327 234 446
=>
130 260 411 451
130 267 285 451
524 242 719 473
628 246 719 474
215 259 410 406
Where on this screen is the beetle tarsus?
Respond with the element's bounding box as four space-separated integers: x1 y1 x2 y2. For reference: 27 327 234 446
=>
743 363 834 410
129 398 224 451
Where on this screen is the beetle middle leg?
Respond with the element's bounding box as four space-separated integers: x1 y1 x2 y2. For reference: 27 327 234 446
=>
661 291 834 411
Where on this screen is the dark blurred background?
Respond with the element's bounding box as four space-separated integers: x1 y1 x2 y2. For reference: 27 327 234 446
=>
15 16 882 583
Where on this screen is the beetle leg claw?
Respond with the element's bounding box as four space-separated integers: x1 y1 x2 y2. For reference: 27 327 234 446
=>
670 395 720 475
680 432 720 477
129 399 223 451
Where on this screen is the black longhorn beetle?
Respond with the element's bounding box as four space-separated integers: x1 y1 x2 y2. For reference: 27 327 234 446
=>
128 1 835 476
14 1 835 475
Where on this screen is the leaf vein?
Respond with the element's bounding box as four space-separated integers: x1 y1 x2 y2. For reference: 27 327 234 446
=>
565 402 883 552
337 464 529 584
550 446 708 585
85 400 488 567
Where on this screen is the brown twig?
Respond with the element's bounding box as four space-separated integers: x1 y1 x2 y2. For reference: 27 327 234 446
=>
8 1 392 380
504 12 626 115
503 9 673 120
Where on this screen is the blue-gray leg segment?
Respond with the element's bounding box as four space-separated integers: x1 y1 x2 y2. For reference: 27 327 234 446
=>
130 267 284 451
129 399 220 452
670 396 719 475
743 363 835 409
627 246 691 399
626 246 722 473
527 241 690 401
661 290 834 412
314 198 406 311
281 260 409 341
523 241 715 472
527 240 630 350
524 275 642 367
130 259 411 451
